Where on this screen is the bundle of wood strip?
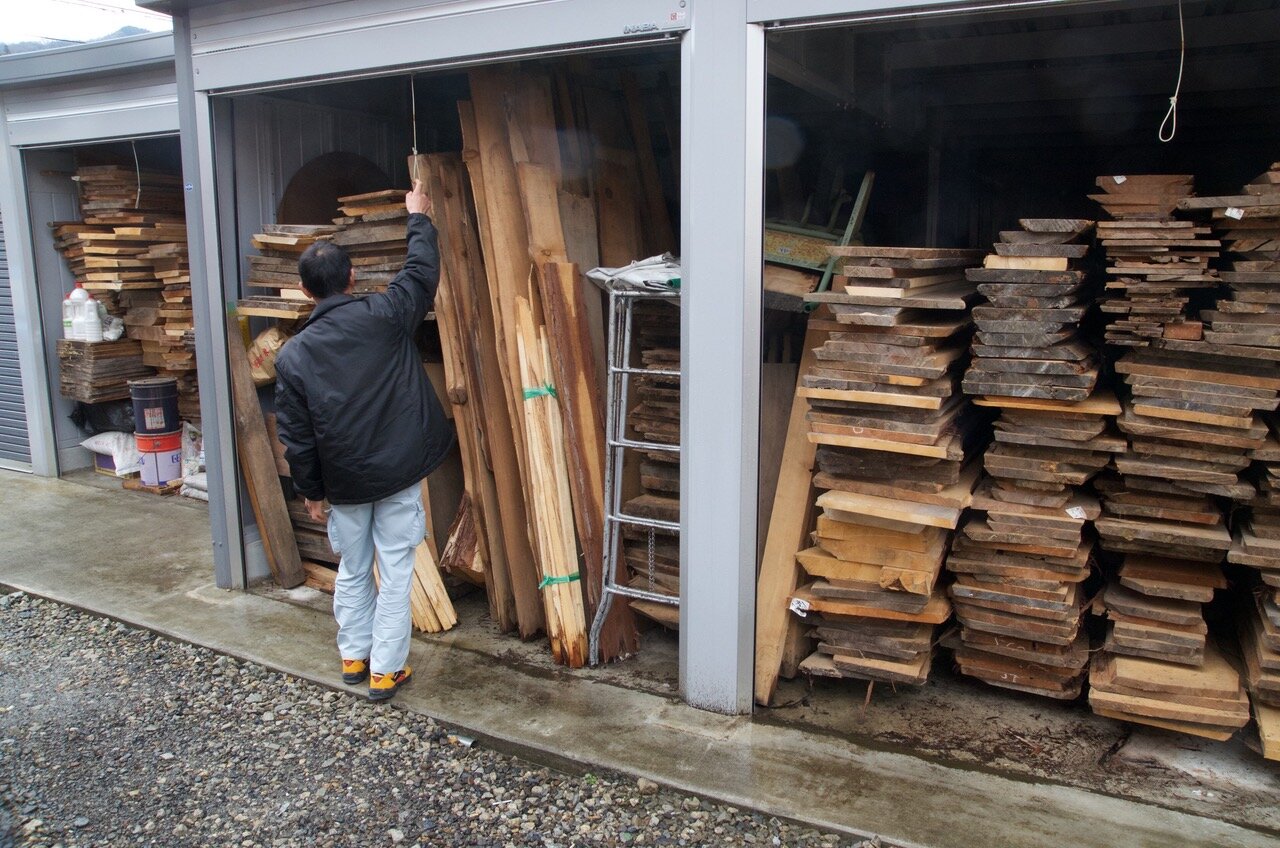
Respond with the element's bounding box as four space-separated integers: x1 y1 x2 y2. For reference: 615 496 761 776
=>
793 246 984 686
1092 175 1219 345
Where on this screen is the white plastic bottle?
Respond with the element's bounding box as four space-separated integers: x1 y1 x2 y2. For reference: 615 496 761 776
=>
61 293 76 340
82 292 103 342
68 285 90 341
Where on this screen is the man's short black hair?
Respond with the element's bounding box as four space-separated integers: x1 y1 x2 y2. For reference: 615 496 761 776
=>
298 240 352 299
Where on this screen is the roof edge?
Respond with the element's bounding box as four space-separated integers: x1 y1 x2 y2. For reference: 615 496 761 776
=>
0 31 174 88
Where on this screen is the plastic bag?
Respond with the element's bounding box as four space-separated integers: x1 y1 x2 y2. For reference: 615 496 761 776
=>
79 431 142 476
182 421 204 478
248 326 291 386
71 400 134 435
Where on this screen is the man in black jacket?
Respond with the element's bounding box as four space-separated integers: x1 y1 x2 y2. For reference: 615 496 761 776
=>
275 180 453 702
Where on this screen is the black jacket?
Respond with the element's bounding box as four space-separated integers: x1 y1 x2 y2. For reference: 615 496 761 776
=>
274 213 454 505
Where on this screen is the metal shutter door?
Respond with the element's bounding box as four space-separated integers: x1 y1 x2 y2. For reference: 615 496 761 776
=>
0 212 32 468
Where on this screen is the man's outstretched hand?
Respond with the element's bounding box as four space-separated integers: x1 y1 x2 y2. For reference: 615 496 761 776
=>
406 179 432 217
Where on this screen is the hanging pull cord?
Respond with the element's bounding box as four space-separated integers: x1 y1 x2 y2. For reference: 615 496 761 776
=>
408 74 420 184
131 140 142 208
1158 0 1186 144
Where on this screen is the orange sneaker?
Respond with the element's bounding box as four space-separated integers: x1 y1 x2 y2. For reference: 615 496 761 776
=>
341 658 369 685
368 667 413 702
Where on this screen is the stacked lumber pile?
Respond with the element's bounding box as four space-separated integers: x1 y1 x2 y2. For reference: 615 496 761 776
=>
952 394 1119 699
622 300 681 627
1093 554 1225 667
1175 161 1280 354
331 190 412 295
1239 586 1280 759
1088 645 1250 741
947 218 1112 698
962 218 1097 401
51 162 202 418
55 338 151 403
1091 175 1219 346
792 246 985 686
236 225 337 319
75 164 184 225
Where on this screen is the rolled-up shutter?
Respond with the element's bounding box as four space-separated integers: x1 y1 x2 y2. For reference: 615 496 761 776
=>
0 212 32 468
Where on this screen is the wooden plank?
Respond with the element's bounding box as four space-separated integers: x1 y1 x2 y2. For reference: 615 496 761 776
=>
755 321 827 706
228 330 304 588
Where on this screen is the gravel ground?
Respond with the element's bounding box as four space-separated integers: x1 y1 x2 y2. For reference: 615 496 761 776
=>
0 592 881 848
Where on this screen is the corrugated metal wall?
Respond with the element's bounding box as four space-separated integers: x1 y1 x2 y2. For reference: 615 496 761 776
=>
0 211 32 468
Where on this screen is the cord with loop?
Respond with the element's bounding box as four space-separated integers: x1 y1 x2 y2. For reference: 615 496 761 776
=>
409 74 420 183
1158 0 1186 144
131 140 142 209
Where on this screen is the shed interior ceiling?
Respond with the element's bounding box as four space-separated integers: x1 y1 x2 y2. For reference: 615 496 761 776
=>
765 0 1280 248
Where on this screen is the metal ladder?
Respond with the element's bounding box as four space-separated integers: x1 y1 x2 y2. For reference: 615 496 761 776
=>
588 282 681 665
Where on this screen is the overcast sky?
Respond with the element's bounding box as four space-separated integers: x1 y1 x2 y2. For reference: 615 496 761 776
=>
1 0 171 45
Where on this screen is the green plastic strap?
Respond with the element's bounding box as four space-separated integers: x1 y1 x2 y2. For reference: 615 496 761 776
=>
538 572 581 590
522 383 557 400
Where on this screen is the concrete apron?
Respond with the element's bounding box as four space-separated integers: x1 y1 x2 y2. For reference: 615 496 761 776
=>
0 471 1273 848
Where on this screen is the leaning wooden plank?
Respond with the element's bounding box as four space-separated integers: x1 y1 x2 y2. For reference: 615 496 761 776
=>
538 261 638 659
516 296 589 667
755 321 828 706
1256 699 1280 761
421 152 515 631
461 84 547 638
227 327 304 588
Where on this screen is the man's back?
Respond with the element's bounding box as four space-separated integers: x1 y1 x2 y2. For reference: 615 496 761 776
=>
274 213 454 505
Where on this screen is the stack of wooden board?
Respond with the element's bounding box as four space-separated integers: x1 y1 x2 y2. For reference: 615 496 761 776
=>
963 218 1098 401
1088 644 1251 741
793 246 985 686
74 164 185 226
55 338 152 403
1109 350 1275 502
236 225 337 319
949 394 1122 698
1091 175 1220 345
622 299 681 627
1171 163 1280 358
1231 421 1280 604
1239 586 1280 759
331 190 413 296
1092 555 1225 666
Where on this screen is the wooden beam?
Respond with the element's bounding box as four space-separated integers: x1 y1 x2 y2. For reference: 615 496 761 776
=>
754 319 829 706
227 326 304 588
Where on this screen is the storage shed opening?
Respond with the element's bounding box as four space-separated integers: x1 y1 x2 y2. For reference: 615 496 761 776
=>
227 47 686 690
23 134 207 495
755 0 1280 823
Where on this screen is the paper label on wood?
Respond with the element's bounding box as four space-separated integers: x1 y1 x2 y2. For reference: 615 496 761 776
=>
789 597 811 617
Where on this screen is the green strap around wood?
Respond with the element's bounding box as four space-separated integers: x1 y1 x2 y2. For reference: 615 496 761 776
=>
523 384 557 400
538 572 580 590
